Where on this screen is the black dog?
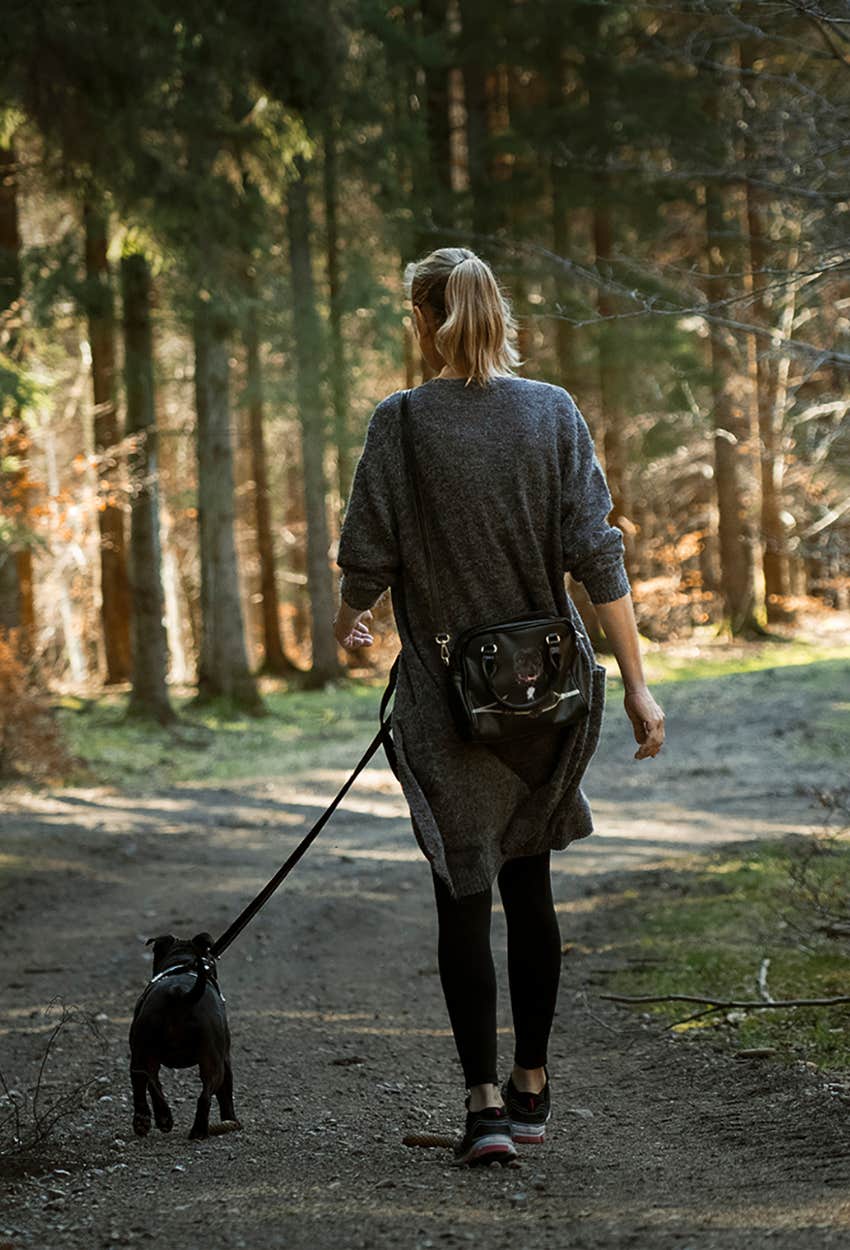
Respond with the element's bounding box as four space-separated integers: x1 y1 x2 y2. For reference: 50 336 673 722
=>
129 932 240 1140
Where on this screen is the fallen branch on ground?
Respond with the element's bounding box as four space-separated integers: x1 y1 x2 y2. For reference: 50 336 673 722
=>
600 993 850 1010
0 1001 107 1157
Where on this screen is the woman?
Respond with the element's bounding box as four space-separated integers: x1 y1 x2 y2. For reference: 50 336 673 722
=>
333 246 665 1167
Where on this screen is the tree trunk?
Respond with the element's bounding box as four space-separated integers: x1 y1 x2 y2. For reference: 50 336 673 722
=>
458 0 493 240
286 154 343 685
592 197 634 569
193 296 263 708
577 13 634 570
418 0 455 250
120 252 173 723
0 141 34 651
43 414 89 682
83 197 132 682
154 387 191 685
703 65 760 637
243 277 297 676
322 119 355 514
546 27 583 394
738 36 790 623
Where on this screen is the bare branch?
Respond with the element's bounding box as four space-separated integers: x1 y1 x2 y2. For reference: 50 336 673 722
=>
600 992 850 1008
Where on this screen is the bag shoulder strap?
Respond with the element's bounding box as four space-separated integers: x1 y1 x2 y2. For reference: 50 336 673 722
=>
399 389 451 664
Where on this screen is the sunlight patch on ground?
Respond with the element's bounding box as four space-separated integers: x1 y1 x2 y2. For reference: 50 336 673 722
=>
215 1184 512 1224
281 790 408 818
569 1198 850 1230
210 1185 850 1231
0 852 128 884
296 767 401 793
324 846 422 863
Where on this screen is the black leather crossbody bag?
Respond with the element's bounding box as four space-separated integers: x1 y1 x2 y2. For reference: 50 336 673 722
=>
400 388 592 743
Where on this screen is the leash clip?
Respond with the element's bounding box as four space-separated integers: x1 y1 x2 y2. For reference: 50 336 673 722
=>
435 633 451 666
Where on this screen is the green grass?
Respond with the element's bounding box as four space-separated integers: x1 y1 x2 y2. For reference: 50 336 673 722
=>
601 837 850 1071
54 679 389 791
636 636 850 685
621 643 850 765
49 639 850 791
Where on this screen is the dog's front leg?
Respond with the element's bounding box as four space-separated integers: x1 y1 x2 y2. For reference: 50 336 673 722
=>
131 1065 152 1137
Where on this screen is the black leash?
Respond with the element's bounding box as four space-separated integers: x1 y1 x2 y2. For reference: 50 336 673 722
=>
211 655 400 959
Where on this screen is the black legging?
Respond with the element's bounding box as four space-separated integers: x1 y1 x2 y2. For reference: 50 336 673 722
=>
431 850 561 1089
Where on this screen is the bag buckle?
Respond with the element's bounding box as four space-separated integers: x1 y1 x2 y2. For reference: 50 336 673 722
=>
545 632 561 645
435 633 451 666
480 642 498 656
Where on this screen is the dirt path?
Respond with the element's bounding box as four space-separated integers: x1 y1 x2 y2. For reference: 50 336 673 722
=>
2 663 850 1249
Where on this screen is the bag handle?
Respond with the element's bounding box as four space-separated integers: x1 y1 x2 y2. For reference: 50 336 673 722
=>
399 389 452 665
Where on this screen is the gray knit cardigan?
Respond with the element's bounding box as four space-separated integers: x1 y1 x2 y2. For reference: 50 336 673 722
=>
336 376 631 899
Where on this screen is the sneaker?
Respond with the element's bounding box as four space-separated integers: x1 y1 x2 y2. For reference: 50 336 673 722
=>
452 1100 518 1168
501 1069 551 1144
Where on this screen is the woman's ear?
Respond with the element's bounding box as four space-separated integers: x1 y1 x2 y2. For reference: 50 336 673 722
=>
412 303 427 341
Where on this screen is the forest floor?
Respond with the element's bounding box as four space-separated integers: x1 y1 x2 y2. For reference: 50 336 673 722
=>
2 614 850 1250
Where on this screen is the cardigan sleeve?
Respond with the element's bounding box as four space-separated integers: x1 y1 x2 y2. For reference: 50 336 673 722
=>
560 394 631 605
336 402 400 612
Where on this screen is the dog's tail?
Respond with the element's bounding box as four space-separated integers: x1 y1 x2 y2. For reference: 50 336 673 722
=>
180 932 214 1007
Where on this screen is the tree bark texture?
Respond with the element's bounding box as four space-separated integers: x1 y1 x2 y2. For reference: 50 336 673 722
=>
738 33 790 621
703 65 760 636
243 279 296 676
193 296 261 707
83 197 132 681
576 11 634 569
120 252 173 723
417 0 455 250
322 121 355 511
286 154 342 683
0 141 35 652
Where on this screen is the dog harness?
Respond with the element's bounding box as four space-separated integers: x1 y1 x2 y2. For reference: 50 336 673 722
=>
133 957 225 1019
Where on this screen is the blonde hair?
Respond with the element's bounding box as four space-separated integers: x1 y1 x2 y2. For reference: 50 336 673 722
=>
405 247 521 387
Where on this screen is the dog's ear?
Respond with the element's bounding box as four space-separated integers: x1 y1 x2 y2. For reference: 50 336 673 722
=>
146 934 177 964
191 932 214 955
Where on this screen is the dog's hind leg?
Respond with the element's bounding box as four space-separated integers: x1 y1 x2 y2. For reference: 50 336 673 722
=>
131 1064 152 1137
188 1055 218 1140
215 1058 241 1128
146 1063 174 1133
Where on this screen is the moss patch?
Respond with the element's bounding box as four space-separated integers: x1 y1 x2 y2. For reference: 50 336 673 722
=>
599 836 850 1072
54 679 389 792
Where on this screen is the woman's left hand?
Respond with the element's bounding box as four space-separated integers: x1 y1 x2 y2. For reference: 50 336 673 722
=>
334 603 374 651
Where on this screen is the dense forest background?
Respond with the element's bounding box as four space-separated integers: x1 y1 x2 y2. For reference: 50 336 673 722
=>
1 0 848 732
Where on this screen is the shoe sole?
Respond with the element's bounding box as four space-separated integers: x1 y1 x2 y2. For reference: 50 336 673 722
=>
508 1112 551 1144
453 1134 518 1168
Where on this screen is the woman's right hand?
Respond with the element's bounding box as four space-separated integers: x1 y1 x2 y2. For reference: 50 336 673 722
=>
623 685 665 760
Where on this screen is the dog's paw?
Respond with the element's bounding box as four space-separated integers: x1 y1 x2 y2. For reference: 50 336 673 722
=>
155 1110 174 1133
133 1115 152 1138
188 1125 208 1141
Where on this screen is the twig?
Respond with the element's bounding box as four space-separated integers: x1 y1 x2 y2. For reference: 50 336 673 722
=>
32 999 70 1124
0 1001 108 1156
600 993 850 1010
576 988 623 1037
666 1004 733 1030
